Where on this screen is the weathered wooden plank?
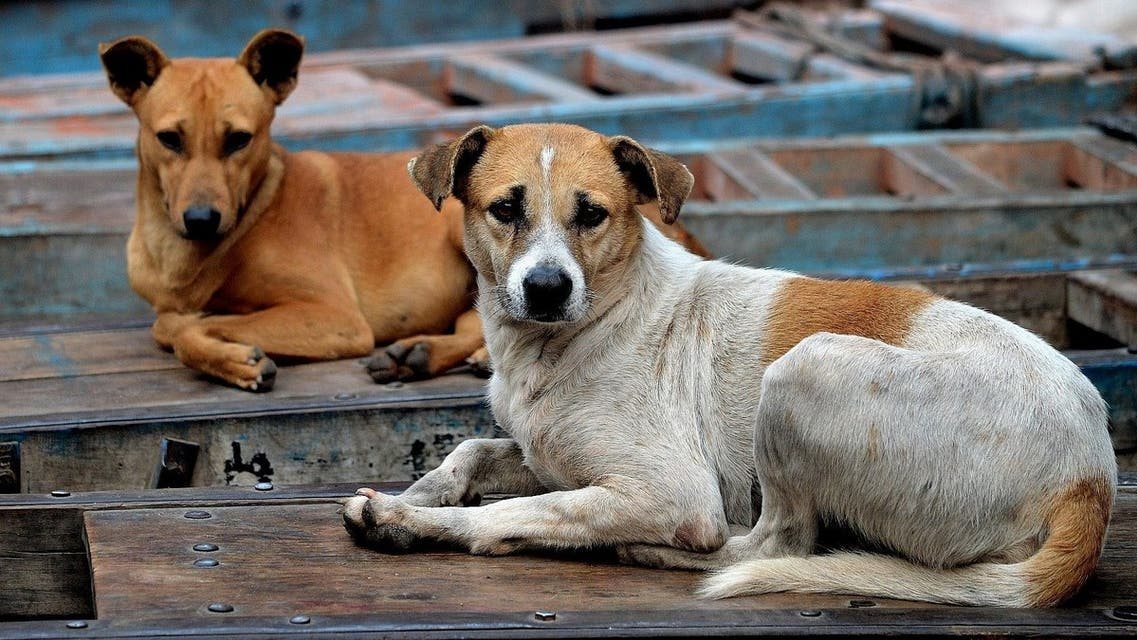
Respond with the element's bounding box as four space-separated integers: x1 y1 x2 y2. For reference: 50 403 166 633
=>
0 327 171 382
1068 271 1137 348
703 150 817 200
586 44 748 95
729 31 815 82
446 54 600 105
885 144 1009 196
871 0 1132 62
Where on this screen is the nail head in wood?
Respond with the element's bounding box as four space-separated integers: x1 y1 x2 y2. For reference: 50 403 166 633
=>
799 610 822 617
254 481 274 491
51 490 71 498
193 558 219 568
848 599 876 608
534 611 556 621
290 615 312 625
193 543 219 552
207 603 234 613
65 620 88 629
184 510 212 519
1111 605 1137 621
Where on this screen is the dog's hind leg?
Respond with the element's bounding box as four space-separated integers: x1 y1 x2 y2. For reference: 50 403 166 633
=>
396 438 547 507
366 308 486 383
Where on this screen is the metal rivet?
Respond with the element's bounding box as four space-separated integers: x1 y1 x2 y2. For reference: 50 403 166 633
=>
193 543 219 552
385 381 404 389
290 615 311 625
849 599 877 608
534 611 556 621
194 558 219 568
207 603 234 613
66 620 88 629
254 481 274 491
799 610 822 617
334 392 356 401
51 490 71 498
184 510 212 520
1110 605 1137 621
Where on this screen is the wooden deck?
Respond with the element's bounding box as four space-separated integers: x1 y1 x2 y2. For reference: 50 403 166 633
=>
1 5 1134 163
0 480 1135 636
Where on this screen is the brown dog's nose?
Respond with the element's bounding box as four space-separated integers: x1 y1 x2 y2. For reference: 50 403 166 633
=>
523 265 572 320
182 206 221 240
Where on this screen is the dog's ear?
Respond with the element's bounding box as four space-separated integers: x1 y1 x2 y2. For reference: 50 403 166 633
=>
408 126 496 211
99 36 170 107
608 136 693 224
238 29 305 105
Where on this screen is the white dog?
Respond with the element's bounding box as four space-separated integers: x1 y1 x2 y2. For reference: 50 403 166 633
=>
344 123 1117 607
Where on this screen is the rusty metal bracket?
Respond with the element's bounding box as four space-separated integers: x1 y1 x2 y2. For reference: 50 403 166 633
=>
153 438 200 489
0 441 20 493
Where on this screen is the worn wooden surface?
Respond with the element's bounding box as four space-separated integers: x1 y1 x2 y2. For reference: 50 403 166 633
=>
1 6 1134 163
5 128 1137 324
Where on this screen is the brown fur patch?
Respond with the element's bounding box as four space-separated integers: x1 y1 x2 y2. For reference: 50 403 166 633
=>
1023 476 1114 606
760 277 936 365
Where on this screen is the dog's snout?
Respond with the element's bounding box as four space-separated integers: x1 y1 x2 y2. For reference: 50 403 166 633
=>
182 206 222 240
523 266 573 319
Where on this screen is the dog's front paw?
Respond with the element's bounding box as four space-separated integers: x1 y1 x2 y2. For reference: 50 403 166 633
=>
198 343 277 392
466 347 492 378
342 488 422 553
366 341 431 383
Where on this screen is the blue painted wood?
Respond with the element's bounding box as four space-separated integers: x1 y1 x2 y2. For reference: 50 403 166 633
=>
0 0 747 77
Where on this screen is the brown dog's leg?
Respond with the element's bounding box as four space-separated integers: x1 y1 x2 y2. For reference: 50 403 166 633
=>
366 308 486 383
163 304 373 391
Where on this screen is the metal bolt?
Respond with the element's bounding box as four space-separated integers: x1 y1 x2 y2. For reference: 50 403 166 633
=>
848 599 877 608
334 392 356 401
254 481 274 491
207 603 234 613
799 610 822 617
534 611 556 621
1110 605 1137 621
194 558 219 568
184 510 212 520
66 620 88 629
51 490 71 498
290 615 312 625
193 543 219 552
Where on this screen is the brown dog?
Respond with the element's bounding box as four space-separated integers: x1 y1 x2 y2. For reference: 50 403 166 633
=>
100 30 707 391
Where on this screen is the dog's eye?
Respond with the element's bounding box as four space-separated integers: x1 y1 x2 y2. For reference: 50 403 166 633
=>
156 130 183 154
223 131 253 157
574 201 609 229
487 199 520 224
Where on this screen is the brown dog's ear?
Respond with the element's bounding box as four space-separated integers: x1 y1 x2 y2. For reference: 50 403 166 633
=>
99 36 170 106
608 136 693 224
408 126 496 211
238 29 305 105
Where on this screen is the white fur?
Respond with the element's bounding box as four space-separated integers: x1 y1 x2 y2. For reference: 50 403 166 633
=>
346 143 1116 607
503 220 587 322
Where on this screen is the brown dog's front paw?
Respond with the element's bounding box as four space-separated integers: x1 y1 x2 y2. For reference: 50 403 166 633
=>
342 490 423 553
201 343 277 392
366 341 431 383
466 347 492 378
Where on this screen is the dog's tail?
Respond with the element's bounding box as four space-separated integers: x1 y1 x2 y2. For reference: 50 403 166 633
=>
699 477 1113 606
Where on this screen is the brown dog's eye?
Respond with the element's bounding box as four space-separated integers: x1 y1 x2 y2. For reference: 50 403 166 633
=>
223 131 253 157
156 130 183 154
574 197 608 229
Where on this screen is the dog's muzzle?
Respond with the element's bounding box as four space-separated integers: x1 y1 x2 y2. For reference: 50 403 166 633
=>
523 265 573 321
182 206 222 241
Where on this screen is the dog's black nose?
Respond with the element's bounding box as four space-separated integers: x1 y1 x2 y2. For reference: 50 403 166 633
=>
523 266 573 319
182 206 221 240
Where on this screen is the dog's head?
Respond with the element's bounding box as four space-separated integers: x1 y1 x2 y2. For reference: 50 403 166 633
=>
100 30 304 242
410 123 693 324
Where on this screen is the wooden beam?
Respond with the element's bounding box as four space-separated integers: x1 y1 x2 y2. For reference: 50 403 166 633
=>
1068 271 1137 348
586 44 747 95
704 149 817 200
446 53 600 104
886 145 1010 196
